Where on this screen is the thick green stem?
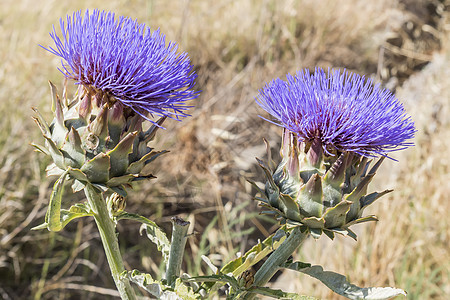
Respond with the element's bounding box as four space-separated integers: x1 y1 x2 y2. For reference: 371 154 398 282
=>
246 226 309 299
166 216 190 286
84 185 136 300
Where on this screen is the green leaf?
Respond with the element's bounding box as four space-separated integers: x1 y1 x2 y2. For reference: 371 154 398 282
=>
283 261 312 270
33 202 93 231
173 278 201 300
198 227 288 296
221 226 287 278
248 286 318 299
123 270 174 299
295 265 407 300
123 270 200 300
44 172 67 231
115 212 171 264
183 274 240 291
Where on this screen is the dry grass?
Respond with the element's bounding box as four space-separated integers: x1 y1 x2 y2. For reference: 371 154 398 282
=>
0 0 448 299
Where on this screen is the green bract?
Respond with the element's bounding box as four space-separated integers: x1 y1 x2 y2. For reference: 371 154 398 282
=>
33 82 167 197
254 130 392 240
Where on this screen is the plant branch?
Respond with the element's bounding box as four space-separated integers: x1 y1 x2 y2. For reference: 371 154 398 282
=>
166 216 190 286
245 226 309 299
84 184 136 300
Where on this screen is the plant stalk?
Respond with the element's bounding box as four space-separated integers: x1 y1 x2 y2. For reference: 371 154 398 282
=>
166 216 190 286
84 184 136 300
246 226 309 299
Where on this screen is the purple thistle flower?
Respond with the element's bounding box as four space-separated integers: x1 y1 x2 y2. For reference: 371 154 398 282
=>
256 68 415 157
43 9 198 121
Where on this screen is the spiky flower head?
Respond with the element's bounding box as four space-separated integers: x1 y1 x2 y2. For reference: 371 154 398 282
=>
253 68 415 239
257 68 415 158
33 10 198 197
44 9 198 121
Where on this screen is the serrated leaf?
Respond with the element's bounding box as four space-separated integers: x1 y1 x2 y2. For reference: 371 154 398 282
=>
33 202 92 231
248 286 318 299
297 265 406 300
123 270 200 300
283 261 312 271
173 278 201 300
123 269 174 299
221 226 288 278
183 274 240 291
44 172 67 231
115 212 171 263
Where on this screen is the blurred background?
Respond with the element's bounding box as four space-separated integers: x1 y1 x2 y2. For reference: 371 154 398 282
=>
0 0 448 299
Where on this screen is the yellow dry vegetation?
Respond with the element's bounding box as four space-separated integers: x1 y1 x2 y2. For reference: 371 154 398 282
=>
0 0 448 299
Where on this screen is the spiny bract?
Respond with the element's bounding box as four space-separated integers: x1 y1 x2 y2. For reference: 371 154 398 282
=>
254 131 391 240
254 68 415 239
33 82 167 196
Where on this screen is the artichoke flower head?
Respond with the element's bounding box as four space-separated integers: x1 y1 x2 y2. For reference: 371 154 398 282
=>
255 68 415 239
33 10 198 196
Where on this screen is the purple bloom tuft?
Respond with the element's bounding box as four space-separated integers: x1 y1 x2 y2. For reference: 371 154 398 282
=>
256 68 415 157
44 10 198 121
